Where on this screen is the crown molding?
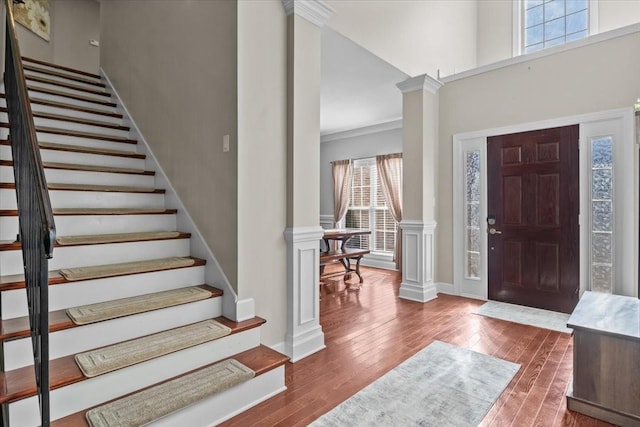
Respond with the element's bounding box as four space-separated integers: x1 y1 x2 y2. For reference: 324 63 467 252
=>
396 74 443 94
321 119 402 143
282 0 334 27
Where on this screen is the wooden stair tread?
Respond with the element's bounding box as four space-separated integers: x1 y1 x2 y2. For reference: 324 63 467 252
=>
0 107 128 131
23 64 105 88
22 56 101 79
0 208 176 217
33 125 136 144
28 97 123 118
0 312 257 405
0 140 144 158
0 159 152 175
0 182 164 193
0 231 191 251
0 284 221 342
0 93 122 118
27 85 117 107
50 344 287 426
26 75 110 97
0 255 201 292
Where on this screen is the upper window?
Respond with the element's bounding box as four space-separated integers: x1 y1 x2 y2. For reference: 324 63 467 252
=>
523 0 589 53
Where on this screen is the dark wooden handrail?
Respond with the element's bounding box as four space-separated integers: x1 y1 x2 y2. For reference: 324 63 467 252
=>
3 0 56 425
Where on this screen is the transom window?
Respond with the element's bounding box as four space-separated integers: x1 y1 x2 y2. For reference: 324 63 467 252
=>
343 158 398 255
523 0 589 53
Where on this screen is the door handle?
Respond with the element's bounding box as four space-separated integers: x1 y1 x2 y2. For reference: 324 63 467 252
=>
488 228 502 235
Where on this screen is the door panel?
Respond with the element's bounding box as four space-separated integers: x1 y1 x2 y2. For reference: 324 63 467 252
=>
488 125 579 313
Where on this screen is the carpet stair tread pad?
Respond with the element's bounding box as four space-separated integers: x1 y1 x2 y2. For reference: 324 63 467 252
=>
66 286 212 325
85 358 254 427
59 256 196 281
75 319 232 377
56 231 181 246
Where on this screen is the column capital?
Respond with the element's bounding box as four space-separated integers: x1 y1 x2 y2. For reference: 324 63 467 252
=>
282 0 335 27
396 73 443 95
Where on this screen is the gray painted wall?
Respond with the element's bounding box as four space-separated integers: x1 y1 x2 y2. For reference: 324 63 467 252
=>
99 0 239 289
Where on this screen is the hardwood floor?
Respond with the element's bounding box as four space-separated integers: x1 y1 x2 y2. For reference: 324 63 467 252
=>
221 267 613 427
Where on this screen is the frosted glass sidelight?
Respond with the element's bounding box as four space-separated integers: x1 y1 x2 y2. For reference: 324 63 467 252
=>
592 265 612 293
590 136 614 293
464 151 481 279
592 233 612 264
592 169 612 200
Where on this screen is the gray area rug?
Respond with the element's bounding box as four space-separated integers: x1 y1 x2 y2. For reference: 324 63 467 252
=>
66 286 212 325
86 358 254 427
75 319 232 377
475 300 572 333
312 340 520 427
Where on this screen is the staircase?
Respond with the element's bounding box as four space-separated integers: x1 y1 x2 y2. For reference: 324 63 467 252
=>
0 56 287 426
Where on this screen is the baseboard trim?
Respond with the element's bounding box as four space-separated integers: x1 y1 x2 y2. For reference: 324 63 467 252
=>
435 282 455 295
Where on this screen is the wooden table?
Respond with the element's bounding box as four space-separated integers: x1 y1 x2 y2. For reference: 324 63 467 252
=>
566 291 640 426
320 229 370 284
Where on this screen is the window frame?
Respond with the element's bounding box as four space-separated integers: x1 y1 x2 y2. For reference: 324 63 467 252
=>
341 157 399 258
512 0 599 57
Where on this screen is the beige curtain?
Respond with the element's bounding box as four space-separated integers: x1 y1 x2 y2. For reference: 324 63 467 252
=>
377 153 403 271
331 159 353 224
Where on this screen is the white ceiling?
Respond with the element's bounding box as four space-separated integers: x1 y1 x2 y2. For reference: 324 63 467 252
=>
320 28 409 137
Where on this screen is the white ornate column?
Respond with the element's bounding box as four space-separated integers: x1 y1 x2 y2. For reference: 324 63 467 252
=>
399 220 437 302
396 74 442 303
282 0 333 362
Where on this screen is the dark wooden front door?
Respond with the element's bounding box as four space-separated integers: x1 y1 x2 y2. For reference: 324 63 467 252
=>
487 125 579 313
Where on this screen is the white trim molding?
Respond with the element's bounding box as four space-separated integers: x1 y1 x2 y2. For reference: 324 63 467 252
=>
319 214 334 229
283 226 326 362
282 0 334 27
320 119 402 143
396 74 443 95
399 220 438 303
445 22 640 83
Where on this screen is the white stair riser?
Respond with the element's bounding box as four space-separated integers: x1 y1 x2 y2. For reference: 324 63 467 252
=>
0 188 165 210
20 61 101 83
0 166 155 188
30 103 123 125
2 266 205 319
0 127 136 153
26 80 110 103
36 117 129 139
39 149 145 170
0 213 176 240
27 88 116 112
0 98 121 126
0 237 190 275
0 146 146 171
43 148 143 170
4 297 225 369
154 367 286 427
24 70 105 91
8 327 261 426
0 113 128 139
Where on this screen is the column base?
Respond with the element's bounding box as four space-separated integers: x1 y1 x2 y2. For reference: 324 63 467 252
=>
285 325 326 362
399 281 437 303
399 220 438 303
284 226 326 362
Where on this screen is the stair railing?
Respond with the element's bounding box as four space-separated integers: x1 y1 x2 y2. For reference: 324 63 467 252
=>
3 0 55 425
